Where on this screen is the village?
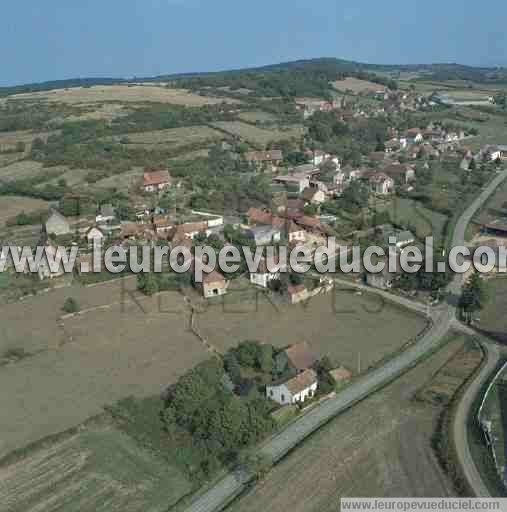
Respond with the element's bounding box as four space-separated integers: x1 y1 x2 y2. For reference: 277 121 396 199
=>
1 57 507 512
7 91 505 303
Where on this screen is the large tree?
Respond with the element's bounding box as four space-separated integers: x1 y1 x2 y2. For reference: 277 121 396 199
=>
459 273 487 324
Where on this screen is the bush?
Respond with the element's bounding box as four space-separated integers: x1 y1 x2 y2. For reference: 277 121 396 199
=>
62 297 80 314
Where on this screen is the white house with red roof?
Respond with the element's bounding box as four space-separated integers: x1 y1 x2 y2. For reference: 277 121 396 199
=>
143 168 172 193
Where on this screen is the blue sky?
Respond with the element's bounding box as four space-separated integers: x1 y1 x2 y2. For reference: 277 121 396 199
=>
1 0 506 86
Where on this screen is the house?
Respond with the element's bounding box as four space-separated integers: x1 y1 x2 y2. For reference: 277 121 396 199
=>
288 221 306 244
382 164 415 184
329 366 353 384
291 163 321 179
244 150 283 172
84 226 105 247
303 149 340 168
36 245 66 280
481 145 502 161
295 215 329 236
143 168 172 193
385 139 400 153
368 151 389 163
393 230 415 248
404 128 424 145
45 211 71 237
243 225 281 246
170 222 209 240
365 256 400 290
120 222 156 242
302 187 326 205
283 198 305 219
152 215 174 234
266 369 318 405
96 204 116 224
273 174 310 193
368 172 394 195
249 256 282 288
246 207 284 229
460 156 474 171
193 267 228 298
276 341 317 373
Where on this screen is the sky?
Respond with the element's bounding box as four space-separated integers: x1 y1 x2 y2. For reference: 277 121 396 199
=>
1 0 506 87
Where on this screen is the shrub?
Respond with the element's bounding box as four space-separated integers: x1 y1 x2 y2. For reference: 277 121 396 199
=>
63 297 80 314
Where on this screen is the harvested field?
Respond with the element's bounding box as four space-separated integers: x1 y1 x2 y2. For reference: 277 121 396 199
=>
0 160 44 182
211 121 304 146
120 125 223 148
0 196 49 226
332 77 385 94
8 85 240 106
0 422 191 512
0 279 209 456
64 103 129 122
196 289 427 371
230 335 476 512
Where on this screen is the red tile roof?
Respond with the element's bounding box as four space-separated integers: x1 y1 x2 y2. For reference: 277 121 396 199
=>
285 369 318 394
245 150 283 162
143 169 171 187
287 284 307 297
284 342 316 371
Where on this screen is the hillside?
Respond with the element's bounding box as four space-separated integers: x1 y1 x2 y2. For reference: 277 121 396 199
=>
2 58 507 98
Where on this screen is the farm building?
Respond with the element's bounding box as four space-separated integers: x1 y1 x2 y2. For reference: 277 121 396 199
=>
330 366 353 384
45 211 70 237
193 268 228 298
266 369 318 406
276 341 317 374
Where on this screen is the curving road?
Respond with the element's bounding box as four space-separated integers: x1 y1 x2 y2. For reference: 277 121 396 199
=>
185 169 507 512
452 337 501 497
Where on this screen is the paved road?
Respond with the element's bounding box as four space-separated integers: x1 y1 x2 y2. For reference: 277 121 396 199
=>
332 276 431 316
185 169 507 512
452 338 501 497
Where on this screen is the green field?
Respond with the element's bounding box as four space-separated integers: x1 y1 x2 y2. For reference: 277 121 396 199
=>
477 277 507 336
210 121 304 147
0 420 192 512
441 112 507 151
379 197 449 246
